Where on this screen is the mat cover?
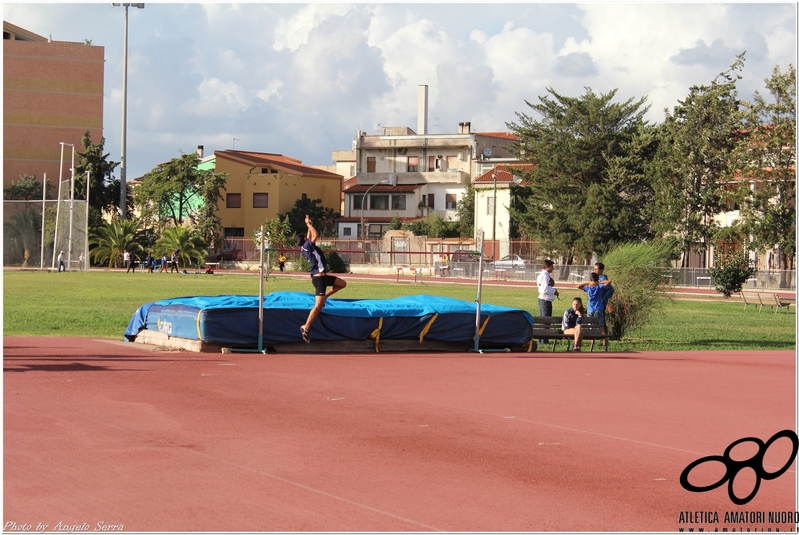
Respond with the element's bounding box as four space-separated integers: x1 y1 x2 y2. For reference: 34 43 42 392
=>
125 292 534 346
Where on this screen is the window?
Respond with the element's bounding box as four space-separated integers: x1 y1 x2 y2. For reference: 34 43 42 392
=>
253 193 268 208
446 194 457 209
487 196 495 216
352 195 364 210
224 227 245 238
368 223 388 237
370 195 389 210
367 157 376 173
343 227 352 236
349 164 355 177
428 156 436 172
391 195 406 210
447 156 457 171
407 156 419 172
301 193 307 201
226 193 242 208
427 193 435 209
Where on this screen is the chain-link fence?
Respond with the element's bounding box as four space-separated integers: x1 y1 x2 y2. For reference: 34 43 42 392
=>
4 182 89 270
206 236 796 291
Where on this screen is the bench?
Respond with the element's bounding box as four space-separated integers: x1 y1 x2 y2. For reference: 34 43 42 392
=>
395 267 423 284
531 316 610 352
740 290 760 311
759 293 792 314
740 291 793 313
482 268 507 281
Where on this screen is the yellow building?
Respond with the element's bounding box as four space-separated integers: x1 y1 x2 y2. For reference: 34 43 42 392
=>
213 150 342 241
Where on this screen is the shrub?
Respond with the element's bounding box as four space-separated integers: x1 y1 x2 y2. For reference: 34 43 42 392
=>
325 251 348 273
601 240 674 340
292 247 346 273
707 252 754 298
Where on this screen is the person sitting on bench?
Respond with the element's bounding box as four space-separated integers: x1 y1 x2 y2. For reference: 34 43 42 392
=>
562 297 586 351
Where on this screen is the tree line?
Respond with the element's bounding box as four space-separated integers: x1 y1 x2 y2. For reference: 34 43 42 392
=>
506 55 795 270
5 54 794 271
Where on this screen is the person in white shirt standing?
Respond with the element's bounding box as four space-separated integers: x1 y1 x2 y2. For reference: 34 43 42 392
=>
536 259 559 345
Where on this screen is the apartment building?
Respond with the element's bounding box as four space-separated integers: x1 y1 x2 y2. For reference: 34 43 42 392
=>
3 21 104 188
334 85 519 239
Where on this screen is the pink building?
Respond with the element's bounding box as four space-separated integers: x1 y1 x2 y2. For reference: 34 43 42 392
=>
3 21 104 188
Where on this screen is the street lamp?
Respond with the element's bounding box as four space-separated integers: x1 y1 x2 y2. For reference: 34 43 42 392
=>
112 2 144 220
360 179 390 239
491 170 497 261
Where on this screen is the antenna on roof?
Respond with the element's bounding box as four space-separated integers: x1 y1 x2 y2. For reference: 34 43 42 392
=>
233 138 240 150
433 116 439 134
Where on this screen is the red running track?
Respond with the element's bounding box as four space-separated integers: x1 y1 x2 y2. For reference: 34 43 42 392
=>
3 337 797 532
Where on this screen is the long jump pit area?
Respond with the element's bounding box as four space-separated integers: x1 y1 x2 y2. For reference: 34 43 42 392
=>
4 318 797 531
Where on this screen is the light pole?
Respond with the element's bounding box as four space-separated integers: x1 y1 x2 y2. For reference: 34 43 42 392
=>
84 170 91 271
52 142 73 269
112 2 144 220
40 173 47 269
67 144 76 268
360 179 390 240
491 170 497 261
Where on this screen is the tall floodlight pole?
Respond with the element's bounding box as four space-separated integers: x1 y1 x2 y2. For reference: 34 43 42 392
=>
52 142 70 269
40 173 47 269
113 2 144 220
68 145 76 269
84 170 91 271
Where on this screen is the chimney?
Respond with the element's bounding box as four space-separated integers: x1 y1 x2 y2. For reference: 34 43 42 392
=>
197 145 204 158
417 85 428 135
458 122 471 134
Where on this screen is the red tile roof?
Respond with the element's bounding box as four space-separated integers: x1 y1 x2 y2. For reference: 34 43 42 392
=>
215 150 342 179
477 132 519 141
474 163 535 184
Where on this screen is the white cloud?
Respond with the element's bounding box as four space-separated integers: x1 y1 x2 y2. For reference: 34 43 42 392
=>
256 80 284 103
180 78 252 118
4 2 795 178
273 4 353 52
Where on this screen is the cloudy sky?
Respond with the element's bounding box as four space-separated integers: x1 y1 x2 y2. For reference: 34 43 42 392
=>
4 2 796 180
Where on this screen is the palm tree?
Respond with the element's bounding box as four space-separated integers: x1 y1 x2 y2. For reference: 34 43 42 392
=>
89 219 144 267
155 225 208 269
4 207 41 266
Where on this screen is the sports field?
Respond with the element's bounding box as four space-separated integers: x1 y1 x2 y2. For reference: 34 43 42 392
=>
3 269 797 532
3 270 795 351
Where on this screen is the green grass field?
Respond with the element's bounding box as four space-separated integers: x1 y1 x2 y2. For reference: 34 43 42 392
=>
3 270 795 351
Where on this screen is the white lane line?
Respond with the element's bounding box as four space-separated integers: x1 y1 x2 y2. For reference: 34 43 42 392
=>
71 411 442 531
422 401 797 473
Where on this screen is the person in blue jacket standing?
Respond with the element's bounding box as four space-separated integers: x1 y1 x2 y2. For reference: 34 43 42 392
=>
578 273 612 348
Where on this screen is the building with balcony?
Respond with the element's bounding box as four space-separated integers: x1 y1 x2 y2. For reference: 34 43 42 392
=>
3 21 104 189
335 123 520 239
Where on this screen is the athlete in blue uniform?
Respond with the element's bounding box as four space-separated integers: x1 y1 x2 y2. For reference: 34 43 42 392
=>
299 214 347 342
